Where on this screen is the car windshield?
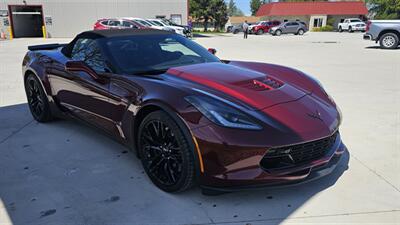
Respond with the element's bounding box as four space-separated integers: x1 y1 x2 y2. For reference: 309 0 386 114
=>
350 19 362 23
151 20 165 26
146 20 159 26
101 34 220 75
135 19 152 27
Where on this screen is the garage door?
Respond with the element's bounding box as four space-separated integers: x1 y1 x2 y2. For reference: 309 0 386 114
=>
9 5 44 38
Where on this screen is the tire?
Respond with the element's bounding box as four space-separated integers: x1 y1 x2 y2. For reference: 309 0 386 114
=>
138 110 196 193
275 29 282 36
348 26 353 33
257 29 264 35
339 26 343 33
24 74 53 122
233 29 239 34
379 33 399 49
297 29 305 35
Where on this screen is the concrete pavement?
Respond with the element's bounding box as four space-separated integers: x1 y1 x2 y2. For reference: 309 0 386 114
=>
0 32 399 225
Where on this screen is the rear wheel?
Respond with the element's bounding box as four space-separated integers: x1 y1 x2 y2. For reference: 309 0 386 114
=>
138 111 196 193
379 33 399 49
257 29 264 35
25 74 53 122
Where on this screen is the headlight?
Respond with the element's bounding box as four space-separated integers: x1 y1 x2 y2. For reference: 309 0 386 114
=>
185 96 262 130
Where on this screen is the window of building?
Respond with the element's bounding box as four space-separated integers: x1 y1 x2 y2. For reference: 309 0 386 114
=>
170 14 182 25
313 18 323 28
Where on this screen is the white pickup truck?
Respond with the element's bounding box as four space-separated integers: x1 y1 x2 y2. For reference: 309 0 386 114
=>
338 18 366 32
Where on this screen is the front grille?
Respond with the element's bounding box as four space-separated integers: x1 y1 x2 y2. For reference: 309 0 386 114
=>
260 132 338 170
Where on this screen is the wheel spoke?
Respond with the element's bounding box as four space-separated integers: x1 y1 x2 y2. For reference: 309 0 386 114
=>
140 119 185 187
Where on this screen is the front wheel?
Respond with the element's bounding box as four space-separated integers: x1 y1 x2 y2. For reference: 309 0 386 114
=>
348 26 353 33
275 29 282 36
257 29 264 35
138 111 196 193
379 33 399 49
25 74 53 122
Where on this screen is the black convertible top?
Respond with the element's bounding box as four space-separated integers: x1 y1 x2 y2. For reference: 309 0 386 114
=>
79 28 173 39
62 28 173 57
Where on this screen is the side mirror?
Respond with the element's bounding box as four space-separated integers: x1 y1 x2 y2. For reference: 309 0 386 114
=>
208 48 217 55
65 61 101 81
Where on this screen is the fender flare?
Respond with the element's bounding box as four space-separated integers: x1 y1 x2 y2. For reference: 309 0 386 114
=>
131 100 203 178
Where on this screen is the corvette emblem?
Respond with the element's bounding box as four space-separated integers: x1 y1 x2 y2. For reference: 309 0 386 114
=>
282 148 295 163
307 110 323 121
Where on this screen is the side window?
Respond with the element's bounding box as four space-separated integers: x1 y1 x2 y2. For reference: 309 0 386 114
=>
122 21 137 28
100 20 109 26
71 39 108 72
108 20 121 27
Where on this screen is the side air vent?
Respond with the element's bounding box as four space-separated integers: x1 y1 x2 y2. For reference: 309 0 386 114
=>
236 77 284 91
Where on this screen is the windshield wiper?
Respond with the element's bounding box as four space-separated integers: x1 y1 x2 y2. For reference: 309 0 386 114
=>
133 69 168 76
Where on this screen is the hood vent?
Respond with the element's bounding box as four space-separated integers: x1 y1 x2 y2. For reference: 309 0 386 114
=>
236 76 284 91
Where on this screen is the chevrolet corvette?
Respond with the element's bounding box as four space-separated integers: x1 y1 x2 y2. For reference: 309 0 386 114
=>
23 29 346 193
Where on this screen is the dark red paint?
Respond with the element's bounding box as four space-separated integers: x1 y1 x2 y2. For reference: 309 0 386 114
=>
22 33 346 190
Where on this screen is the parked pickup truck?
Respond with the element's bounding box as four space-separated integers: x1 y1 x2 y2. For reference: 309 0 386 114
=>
338 18 366 32
363 20 400 49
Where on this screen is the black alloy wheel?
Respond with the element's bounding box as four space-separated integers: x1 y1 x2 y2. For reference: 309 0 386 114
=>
25 74 53 122
138 111 196 192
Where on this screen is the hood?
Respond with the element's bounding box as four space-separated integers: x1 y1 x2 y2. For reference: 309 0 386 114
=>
166 62 307 110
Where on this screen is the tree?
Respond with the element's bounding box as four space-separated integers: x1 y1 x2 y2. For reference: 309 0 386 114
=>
189 0 213 31
250 0 268 16
227 0 244 17
190 0 229 31
368 0 400 19
213 0 229 31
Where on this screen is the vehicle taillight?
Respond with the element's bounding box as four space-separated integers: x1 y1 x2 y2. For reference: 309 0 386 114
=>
366 21 371 32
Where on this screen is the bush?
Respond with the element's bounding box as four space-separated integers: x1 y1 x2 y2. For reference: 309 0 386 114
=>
312 25 334 32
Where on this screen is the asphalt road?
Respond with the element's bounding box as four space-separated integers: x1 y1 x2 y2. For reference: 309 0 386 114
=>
0 32 399 225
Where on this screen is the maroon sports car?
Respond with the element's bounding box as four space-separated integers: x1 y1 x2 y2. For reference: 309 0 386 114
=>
23 29 346 194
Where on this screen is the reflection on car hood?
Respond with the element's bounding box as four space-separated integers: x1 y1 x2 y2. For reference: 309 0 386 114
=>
166 62 308 110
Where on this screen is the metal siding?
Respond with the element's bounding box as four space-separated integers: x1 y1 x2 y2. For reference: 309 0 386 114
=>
0 0 187 37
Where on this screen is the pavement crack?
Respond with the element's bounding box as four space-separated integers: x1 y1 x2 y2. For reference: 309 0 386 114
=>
351 153 400 193
0 119 34 145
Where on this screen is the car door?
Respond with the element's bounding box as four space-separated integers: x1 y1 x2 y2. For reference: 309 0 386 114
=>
286 22 298 33
48 38 119 135
343 19 349 29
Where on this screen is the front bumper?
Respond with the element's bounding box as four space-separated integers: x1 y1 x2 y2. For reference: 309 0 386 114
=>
353 26 366 31
192 124 346 190
363 33 374 41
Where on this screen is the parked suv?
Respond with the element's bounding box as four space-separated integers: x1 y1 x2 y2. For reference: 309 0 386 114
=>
94 18 144 30
338 18 366 32
251 20 281 35
270 21 308 36
147 19 185 36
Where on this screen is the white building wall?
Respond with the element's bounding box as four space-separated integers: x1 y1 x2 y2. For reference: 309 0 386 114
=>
0 0 188 37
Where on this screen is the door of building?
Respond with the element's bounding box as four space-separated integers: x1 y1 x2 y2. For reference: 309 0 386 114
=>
8 5 44 38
